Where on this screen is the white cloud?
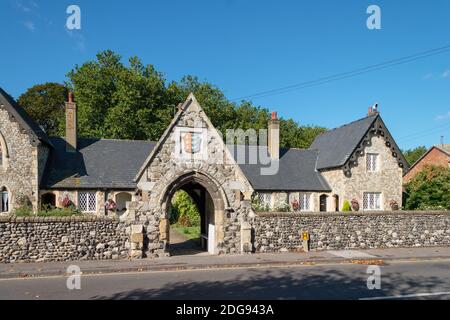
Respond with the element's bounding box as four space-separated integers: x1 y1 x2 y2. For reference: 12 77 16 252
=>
441 70 450 78
22 20 35 31
435 111 450 121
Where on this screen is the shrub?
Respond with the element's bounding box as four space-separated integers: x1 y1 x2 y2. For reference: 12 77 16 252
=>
404 165 450 210
13 206 33 217
13 205 81 217
170 190 200 227
342 200 351 212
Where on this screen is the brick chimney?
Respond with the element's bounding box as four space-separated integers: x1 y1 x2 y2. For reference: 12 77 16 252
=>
65 92 77 152
268 111 280 159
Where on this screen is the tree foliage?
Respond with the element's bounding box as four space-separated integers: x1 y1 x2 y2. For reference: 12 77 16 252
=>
402 146 428 166
170 190 200 227
17 83 68 136
404 165 450 210
19 50 325 148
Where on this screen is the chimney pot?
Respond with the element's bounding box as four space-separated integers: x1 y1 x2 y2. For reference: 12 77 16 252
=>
68 91 74 103
271 111 277 120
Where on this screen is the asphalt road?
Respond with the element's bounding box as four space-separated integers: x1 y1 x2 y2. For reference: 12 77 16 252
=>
1 260 450 300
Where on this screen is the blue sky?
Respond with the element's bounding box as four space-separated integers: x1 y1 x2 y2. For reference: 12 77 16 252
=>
1 0 450 150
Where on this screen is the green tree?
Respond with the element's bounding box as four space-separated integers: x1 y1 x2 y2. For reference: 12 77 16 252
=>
402 146 427 166
170 190 200 227
17 83 68 136
404 165 450 210
21 50 325 149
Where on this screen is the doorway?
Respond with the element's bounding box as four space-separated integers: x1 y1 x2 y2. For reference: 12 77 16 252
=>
333 195 340 212
319 194 328 212
41 192 56 209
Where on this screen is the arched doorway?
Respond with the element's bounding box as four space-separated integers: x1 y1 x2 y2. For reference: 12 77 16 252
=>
41 192 56 209
115 192 132 215
333 195 340 212
160 171 226 256
319 194 328 212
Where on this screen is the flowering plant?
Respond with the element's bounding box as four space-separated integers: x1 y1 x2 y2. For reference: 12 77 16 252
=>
104 199 117 211
351 198 360 211
62 195 74 208
291 199 299 211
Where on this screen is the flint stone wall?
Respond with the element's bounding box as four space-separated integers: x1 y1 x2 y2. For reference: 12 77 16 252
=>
254 211 450 253
0 216 128 263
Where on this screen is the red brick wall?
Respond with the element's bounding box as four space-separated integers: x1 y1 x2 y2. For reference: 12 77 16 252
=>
403 147 450 183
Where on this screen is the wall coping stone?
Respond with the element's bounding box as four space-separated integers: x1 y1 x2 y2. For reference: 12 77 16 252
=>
0 215 119 223
256 210 450 218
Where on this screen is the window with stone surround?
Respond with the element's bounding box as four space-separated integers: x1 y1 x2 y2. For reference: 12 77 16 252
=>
366 153 379 172
78 191 97 213
363 192 382 210
1 187 9 213
299 193 312 211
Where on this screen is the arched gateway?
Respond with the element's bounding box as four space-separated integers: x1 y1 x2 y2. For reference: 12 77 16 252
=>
161 171 226 254
125 94 255 258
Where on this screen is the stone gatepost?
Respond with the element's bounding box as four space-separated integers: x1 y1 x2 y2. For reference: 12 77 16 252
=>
130 224 144 259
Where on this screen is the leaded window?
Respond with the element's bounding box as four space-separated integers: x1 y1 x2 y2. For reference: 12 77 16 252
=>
366 153 378 172
299 193 312 211
78 191 97 212
258 193 272 209
363 192 382 210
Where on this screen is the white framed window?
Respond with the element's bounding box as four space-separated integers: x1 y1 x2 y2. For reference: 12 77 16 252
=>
78 191 97 212
258 193 272 209
366 153 379 172
299 193 312 211
1 187 9 213
363 192 382 211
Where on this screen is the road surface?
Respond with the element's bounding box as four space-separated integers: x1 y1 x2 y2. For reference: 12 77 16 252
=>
1 259 450 300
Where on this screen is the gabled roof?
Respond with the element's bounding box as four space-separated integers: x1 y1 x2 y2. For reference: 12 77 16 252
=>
0 87 53 147
436 144 450 156
230 145 331 192
310 115 378 170
42 137 156 189
406 144 450 174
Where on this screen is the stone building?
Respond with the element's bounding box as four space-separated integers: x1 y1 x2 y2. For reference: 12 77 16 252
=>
403 144 450 183
0 88 408 255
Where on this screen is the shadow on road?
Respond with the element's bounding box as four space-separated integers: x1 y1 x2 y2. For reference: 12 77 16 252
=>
91 265 450 300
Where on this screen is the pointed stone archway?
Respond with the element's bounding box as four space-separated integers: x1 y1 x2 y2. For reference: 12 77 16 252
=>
160 171 227 255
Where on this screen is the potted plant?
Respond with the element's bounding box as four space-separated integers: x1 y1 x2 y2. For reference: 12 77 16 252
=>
351 198 360 211
389 199 399 211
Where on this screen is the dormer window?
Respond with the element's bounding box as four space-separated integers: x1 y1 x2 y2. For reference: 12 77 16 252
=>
366 153 379 172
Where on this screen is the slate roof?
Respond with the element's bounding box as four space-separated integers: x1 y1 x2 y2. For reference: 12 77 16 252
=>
310 114 378 170
229 145 331 191
0 87 53 147
42 137 156 189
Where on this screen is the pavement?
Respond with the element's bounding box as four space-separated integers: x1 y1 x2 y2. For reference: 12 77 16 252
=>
1 246 450 280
